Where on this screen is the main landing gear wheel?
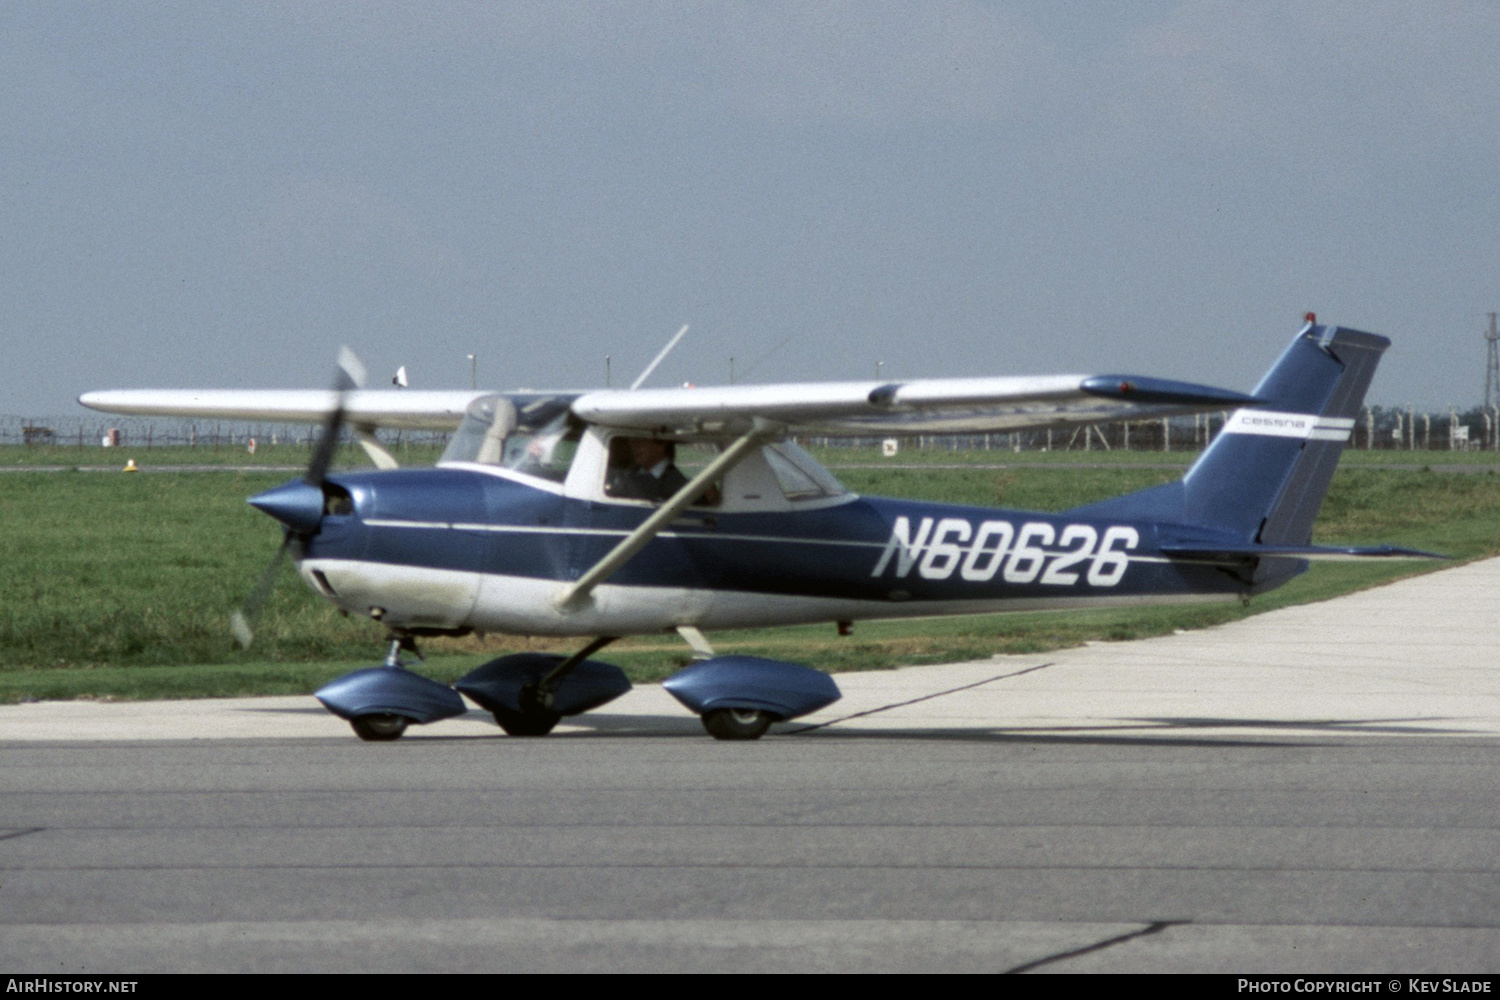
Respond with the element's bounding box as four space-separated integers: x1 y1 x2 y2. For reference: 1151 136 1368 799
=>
350 713 409 741
701 708 775 741
492 689 561 736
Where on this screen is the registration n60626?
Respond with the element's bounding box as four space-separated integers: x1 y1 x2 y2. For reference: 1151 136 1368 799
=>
871 516 1138 586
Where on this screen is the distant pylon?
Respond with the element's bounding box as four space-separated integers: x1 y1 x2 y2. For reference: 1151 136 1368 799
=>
1486 313 1500 411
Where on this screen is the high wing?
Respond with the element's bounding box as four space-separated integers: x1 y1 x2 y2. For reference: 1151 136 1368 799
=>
78 389 488 431
571 374 1259 436
81 373 1256 436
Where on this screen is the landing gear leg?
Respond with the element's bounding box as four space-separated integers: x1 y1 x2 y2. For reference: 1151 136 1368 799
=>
383 633 422 668
457 637 631 737
491 636 619 737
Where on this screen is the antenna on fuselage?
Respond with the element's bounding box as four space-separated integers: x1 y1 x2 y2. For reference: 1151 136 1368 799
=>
629 324 689 390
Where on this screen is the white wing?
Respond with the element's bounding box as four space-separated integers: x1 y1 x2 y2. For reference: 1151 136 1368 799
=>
77 389 487 431
82 373 1257 437
572 374 1259 436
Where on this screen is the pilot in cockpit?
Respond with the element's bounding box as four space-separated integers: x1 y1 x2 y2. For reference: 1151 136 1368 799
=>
606 437 689 502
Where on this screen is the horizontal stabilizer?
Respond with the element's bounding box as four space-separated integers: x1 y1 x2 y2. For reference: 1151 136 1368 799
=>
1161 542 1445 563
1079 375 1262 408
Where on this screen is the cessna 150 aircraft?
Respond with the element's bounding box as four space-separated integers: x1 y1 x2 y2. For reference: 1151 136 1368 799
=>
81 318 1427 741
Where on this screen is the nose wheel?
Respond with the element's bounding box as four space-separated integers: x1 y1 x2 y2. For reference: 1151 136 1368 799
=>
701 708 775 741
350 713 410 741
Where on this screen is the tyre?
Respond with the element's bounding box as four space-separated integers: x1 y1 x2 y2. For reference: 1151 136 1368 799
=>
351 713 409 741
701 708 774 741
492 695 561 736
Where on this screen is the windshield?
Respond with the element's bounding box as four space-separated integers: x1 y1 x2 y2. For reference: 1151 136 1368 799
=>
440 393 582 483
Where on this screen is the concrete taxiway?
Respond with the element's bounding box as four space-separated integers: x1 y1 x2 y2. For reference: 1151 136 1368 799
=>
2 559 1498 972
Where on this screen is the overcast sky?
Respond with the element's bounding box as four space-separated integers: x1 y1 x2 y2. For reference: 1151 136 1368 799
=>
4 1 1498 416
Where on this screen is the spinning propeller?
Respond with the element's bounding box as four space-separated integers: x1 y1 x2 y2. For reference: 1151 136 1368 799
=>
231 347 367 649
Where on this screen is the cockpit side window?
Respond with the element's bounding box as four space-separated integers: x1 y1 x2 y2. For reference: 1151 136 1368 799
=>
603 437 721 506
504 418 582 483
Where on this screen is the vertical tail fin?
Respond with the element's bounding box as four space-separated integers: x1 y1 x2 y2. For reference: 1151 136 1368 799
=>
1184 322 1386 543
1072 321 1388 545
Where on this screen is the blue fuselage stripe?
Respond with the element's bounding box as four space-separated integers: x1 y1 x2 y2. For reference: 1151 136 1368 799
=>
296 467 1254 604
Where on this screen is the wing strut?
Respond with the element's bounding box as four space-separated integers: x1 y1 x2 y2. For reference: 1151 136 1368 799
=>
353 426 399 470
552 420 779 612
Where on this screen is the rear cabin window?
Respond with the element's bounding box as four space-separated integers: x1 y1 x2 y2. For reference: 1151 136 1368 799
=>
762 441 846 501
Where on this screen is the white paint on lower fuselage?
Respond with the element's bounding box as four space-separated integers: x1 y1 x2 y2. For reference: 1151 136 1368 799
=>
299 560 481 630
299 559 1237 636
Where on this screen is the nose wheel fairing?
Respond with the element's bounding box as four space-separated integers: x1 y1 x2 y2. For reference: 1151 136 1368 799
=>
315 665 469 728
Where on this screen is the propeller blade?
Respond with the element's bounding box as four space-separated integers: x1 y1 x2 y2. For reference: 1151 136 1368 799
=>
231 530 295 650
305 346 367 487
334 344 367 393
237 346 364 648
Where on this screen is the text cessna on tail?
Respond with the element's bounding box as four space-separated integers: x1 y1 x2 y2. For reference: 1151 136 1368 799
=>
81 319 1431 741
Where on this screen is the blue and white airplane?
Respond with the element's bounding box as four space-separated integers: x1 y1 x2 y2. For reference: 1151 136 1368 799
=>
81 319 1428 741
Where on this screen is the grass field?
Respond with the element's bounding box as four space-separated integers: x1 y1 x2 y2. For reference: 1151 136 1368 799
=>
0 441 446 469
1 444 1495 702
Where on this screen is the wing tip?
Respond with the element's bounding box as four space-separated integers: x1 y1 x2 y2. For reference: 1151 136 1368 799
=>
1080 375 1260 408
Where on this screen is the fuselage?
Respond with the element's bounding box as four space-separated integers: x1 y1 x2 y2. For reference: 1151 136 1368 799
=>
292 463 1256 638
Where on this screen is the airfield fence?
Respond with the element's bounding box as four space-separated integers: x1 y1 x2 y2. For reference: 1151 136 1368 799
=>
807 404 1500 453
0 415 451 454
4 405 1498 454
